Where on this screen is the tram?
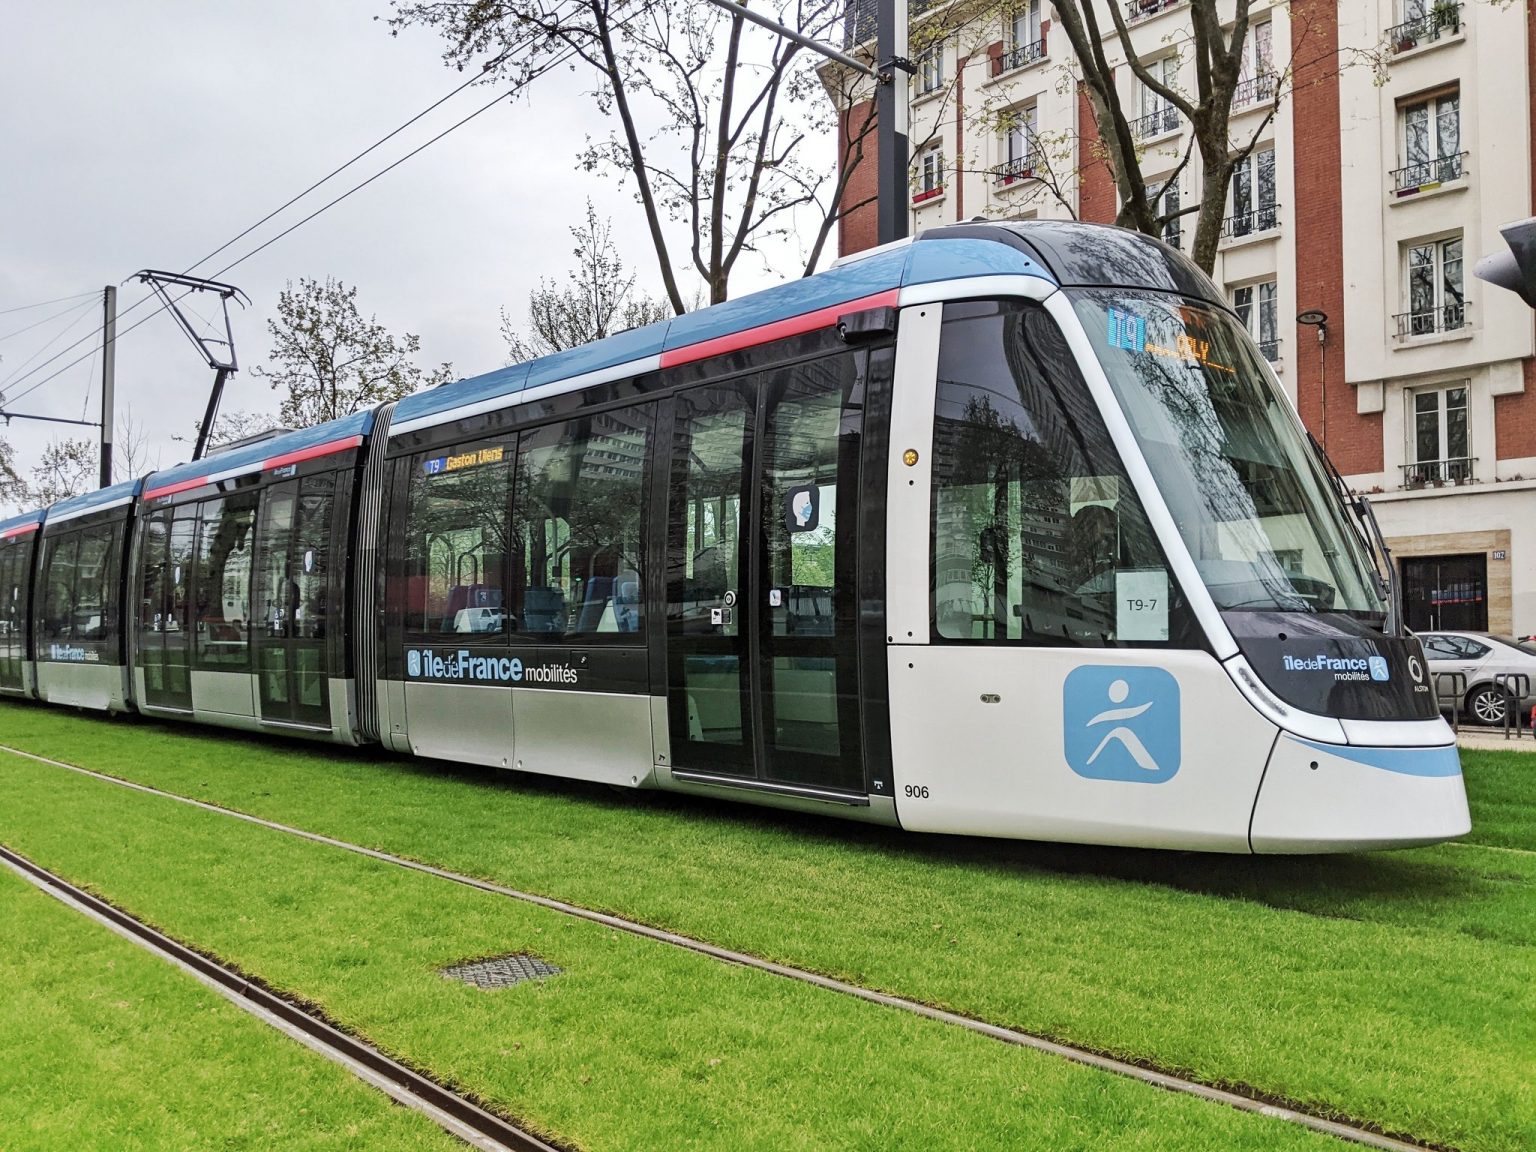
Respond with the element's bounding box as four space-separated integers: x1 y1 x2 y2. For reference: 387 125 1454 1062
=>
0 221 1469 852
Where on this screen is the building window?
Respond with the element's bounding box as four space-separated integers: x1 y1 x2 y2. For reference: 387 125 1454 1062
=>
1233 20 1275 106
996 0 1045 72
1150 177 1181 248
1399 236 1465 337
1224 147 1277 237
1132 56 1180 138
1394 90 1463 193
1233 281 1279 362
914 145 945 203
1405 384 1472 486
914 41 944 95
1389 0 1462 54
995 104 1038 184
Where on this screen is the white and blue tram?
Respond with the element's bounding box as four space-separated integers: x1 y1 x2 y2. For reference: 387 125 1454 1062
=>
0 221 1469 852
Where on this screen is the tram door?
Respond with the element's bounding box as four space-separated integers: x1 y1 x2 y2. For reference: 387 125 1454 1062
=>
252 476 335 728
665 355 864 793
139 506 196 710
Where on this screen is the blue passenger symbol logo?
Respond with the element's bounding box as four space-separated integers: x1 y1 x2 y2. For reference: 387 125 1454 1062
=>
1368 656 1389 682
1063 666 1181 784
407 650 422 677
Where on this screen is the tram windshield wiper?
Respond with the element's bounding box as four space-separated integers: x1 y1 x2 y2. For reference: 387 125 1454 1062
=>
1306 433 1403 637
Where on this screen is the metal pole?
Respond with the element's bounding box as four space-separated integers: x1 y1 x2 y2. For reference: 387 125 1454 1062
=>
193 367 230 462
876 0 910 246
99 285 116 487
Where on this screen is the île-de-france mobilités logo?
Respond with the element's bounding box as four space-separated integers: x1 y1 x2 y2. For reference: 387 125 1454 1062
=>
1063 666 1182 784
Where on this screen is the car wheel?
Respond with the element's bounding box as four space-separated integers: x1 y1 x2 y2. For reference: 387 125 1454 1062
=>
1467 685 1511 727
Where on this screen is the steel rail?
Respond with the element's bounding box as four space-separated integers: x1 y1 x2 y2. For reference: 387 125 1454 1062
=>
0 838 563 1152
0 740 1445 1152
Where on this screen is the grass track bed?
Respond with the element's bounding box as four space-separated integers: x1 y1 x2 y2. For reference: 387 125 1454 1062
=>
2 703 1533 1149
0 752 1336 1152
0 863 468 1152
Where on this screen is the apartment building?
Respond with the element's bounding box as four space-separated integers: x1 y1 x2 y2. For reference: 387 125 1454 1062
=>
828 0 1536 635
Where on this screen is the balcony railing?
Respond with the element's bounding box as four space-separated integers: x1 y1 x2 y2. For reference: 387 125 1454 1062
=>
1127 0 1182 22
993 155 1037 185
1232 71 1278 108
1394 302 1467 338
1129 106 1180 140
1400 457 1475 488
1387 2 1461 54
994 37 1046 74
1220 203 1281 238
912 184 945 205
1391 152 1467 194
1257 338 1280 362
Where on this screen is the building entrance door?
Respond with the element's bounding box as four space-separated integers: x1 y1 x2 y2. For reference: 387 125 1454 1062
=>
1400 553 1488 632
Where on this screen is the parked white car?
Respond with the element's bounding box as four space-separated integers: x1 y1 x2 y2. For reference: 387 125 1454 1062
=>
451 607 506 634
1420 631 1536 725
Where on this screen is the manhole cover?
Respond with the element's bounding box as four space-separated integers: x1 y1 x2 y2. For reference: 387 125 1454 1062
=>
440 953 562 989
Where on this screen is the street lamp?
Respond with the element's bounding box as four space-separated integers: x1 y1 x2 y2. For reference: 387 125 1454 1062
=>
1297 308 1328 447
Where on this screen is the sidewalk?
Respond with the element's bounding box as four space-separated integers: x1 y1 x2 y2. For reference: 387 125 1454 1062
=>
1456 728 1536 753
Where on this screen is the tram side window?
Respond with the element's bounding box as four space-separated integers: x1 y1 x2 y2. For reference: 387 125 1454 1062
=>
37 522 123 659
511 408 650 640
403 437 515 636
930 299 1188 647
194 493 258 668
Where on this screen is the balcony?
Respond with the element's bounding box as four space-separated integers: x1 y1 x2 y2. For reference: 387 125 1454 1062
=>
1127 0 1182 22
1400 456 1475 488
1394 302 1466 338
1129 106 1180 140
994 37 1046 75
1232 71 1278 109
1390 152 1467 195
1387 3 1461 54
1220 203 1280 239
1257 339 1280 362
912 185 945 205
993 155 1037 186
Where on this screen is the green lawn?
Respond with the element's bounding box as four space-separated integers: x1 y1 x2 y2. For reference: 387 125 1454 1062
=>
1457 747 1536 852
1 702 1533 1150
0 863 468 1152
0 751 1333 1152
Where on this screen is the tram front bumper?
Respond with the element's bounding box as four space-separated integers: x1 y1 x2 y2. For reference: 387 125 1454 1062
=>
1249 733 1471 853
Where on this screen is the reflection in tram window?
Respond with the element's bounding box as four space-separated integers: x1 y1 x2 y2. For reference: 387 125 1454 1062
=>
193 493 257 668
511 409 650 640
403 436 515 636
1075 290 1385 619
930 299 1189 646
37 522 124 658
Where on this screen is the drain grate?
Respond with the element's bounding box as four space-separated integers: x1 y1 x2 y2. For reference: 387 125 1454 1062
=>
440 953 562 989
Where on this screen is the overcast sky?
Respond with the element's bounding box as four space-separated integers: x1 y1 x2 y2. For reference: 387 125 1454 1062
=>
0 0 834 505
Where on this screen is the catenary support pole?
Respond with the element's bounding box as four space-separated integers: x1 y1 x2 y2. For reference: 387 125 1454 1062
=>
99 285 116 487
876 0 910 245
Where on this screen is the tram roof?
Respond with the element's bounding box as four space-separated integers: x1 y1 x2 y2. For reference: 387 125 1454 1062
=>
141 409 376 501
43 477 144 526
390 221 1224 438
0 508 46 539
389 230 1063 435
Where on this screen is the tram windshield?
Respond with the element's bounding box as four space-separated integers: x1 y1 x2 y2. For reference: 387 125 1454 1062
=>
1071 289 1385 620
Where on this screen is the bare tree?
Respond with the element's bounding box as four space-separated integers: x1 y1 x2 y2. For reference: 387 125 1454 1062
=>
191 410 285 451
28 438 97 506
0 434 25 513
253 277 454 429
1050 0 1307 273
388 0 858 307
501 199 673 362
112 405 160 483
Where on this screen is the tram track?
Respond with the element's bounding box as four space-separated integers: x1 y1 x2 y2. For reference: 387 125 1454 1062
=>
0 740 1450 1152
0 838 562 1152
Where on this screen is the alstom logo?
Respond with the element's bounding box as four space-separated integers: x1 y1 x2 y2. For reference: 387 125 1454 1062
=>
406 648 579 686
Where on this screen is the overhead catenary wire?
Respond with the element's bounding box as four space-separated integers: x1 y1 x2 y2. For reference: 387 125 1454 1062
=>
0 296 101 344
0 290 98 318
1 6 585 408
0 300 105 395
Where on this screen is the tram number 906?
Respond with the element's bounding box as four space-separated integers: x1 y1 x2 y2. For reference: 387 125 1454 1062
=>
903 785 930 800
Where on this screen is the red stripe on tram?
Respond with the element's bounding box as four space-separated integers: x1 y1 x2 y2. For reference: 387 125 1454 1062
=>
659 289 901 369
